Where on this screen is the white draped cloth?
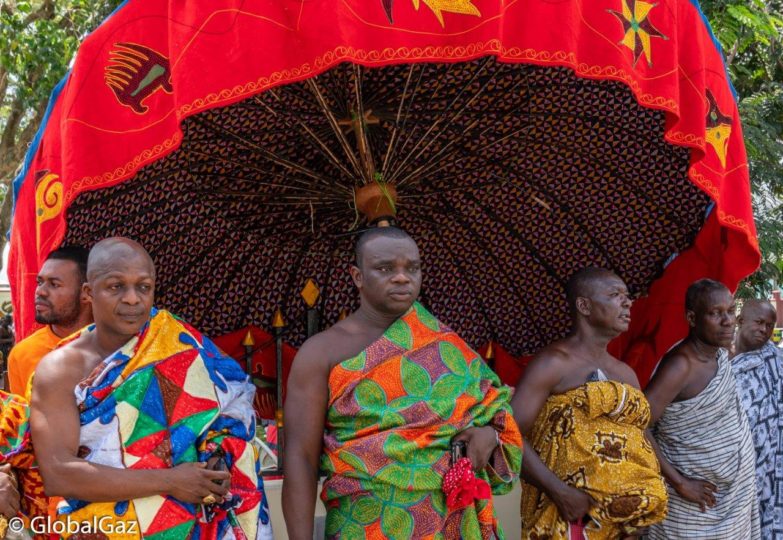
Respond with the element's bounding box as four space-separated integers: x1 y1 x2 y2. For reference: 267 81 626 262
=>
649 348 760 539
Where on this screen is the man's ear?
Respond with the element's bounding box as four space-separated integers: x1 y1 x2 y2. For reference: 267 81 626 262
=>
82 282 93 302
575 297 591 317
350 265 362 289
686 309 696 328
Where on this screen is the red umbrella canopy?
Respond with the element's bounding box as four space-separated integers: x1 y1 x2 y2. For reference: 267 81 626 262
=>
10 0 759 385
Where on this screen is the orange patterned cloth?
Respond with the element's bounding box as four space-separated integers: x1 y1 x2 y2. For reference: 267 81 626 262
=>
0 391 48 523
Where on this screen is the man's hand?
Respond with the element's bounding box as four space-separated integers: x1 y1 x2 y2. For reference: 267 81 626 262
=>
551 483 594 523
674 476 717 512
205 455 231 493
452 426 497 470
0 464 20 518
163 462 230 504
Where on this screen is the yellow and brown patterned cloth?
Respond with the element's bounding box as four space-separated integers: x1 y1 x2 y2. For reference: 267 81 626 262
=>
521 381 667 539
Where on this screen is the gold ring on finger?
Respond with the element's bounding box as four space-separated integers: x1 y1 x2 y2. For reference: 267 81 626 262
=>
202 494 217 505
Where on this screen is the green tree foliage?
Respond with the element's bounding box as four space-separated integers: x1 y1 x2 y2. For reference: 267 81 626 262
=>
699 0 783 296
0 0 122 238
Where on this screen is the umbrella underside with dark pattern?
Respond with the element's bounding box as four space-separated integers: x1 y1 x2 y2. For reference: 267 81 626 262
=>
64 58 709 355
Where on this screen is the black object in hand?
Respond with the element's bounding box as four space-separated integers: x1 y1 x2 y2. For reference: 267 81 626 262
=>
450 440 466 465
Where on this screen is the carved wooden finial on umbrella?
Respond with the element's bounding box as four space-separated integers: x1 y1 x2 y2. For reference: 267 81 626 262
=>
355 177 398 227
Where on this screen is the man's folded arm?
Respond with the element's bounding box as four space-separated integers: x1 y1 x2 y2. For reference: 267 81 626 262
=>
643 355 717 510
511 353 593 521
30 350 228 503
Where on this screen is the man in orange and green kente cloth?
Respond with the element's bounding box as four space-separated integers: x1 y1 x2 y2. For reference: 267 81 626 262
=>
283 226 523 539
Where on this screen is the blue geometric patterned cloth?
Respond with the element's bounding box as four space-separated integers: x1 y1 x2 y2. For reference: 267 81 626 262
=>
733 341 783 539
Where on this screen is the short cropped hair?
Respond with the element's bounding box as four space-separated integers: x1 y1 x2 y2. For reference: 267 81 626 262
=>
684 278 729 313
46 246 89 284
564 266 617 312
354 226 414 266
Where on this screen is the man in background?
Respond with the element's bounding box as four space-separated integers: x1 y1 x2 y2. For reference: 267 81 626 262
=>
7 246 92 395
732 299 783 539
513 267 667 539
645 279 759 539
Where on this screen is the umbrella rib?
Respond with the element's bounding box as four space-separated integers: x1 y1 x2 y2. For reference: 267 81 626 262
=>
429 192 542 345
312 240 344 326
227 206 348 231
409 133 619 267
442 197 557 350
387 63 534 185
158 226 239 286
423 237 497 347
380 64 416 175
235 246 283 331
353 64 376 180
252 94 360 183
395 117 484 188
540 141 697 231
207 191 343 201
400 122 535 189
276 237 314 326
191 117 351 196
306 77 365 181
197 244 259 325
467 189 566 287
76 193 188 239
185 157 331 192
385 58 496 185
382 64 430 180
393 68 537 187
498 133 696 232
190 170 329 196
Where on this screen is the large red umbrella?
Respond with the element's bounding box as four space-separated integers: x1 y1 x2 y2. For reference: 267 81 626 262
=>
9 0 759 389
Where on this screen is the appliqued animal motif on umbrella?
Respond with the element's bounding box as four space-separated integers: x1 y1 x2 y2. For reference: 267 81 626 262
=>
104 43 173 114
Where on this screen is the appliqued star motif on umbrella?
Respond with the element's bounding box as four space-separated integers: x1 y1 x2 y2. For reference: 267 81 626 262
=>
609 0 667 67
705 90 733 168
382 0 480 26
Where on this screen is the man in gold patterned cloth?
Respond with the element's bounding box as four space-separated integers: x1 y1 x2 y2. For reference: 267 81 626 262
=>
511 267 667 539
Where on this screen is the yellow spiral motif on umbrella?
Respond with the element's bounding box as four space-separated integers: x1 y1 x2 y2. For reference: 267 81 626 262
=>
35 171 63 252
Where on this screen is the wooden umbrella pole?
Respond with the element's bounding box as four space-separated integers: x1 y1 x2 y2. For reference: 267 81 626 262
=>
272 307 286 473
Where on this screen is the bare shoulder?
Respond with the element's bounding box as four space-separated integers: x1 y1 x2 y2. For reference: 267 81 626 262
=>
294 324 352 371
517 343 569 386
648 346 691 387
296 331 335 362
296 315 382 373
530 342 571 369
611 359 642 389
34 340 87 388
